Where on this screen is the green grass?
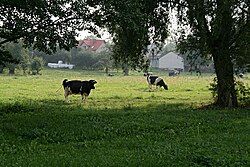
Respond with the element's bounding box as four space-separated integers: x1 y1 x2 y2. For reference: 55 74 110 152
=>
0 69 249 166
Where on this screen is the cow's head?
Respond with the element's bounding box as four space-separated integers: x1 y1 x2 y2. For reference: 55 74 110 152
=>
88 80 97 89
144 72 153 77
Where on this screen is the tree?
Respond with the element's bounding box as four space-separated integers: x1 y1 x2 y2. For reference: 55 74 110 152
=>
87 0 170 74
0 48 19 70
1 41 47 75
30 56 44 75
161 42 177 55
19 48 31 74
93 50 113 73
1 0 170 74
0 0 91 62
71 50 97 69
4 41 23 74
182 50 213 74
175 0 249 107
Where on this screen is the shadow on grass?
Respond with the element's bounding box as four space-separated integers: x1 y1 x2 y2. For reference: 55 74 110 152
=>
0 98 248 167
0 99 193 144
0 97 190 115
0 99 68 115
1 97 248 116
1 93 249 167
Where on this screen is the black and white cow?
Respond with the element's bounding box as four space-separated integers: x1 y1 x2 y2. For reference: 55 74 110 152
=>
62 79 97 102
146 73 168 90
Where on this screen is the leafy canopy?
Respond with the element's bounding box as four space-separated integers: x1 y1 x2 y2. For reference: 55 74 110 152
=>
0 0 90 53
176 0 249 71
87 0 170 70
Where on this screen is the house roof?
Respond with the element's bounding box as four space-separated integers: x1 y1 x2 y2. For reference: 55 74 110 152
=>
159 52 184 70
78 39 106 51
160 52 183 59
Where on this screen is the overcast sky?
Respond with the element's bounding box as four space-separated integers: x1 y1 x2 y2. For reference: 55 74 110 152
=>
76 11 181 44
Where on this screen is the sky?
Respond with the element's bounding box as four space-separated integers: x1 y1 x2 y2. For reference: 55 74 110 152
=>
76 11 181 45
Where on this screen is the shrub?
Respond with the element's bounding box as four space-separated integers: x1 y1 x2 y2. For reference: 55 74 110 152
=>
209 77 250 106
30 56 44 75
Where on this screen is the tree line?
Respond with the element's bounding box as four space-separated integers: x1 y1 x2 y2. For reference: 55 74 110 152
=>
0 41 44 75
0 41 114 74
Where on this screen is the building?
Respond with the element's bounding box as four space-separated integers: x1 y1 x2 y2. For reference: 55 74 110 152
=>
78 38 106 52
158 52 184 71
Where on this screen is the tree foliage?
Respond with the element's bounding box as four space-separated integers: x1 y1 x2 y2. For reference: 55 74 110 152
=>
30 56 44 75
86 0 170 71
1 41 46 75
0 0 93 66
0 0 90 52
1 0 170 72
175 0 249 107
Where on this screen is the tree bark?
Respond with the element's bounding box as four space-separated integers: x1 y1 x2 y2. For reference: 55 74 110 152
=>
209 1 239 108
212 50 238 108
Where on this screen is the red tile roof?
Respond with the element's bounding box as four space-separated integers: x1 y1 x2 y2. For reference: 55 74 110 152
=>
78 39 105 51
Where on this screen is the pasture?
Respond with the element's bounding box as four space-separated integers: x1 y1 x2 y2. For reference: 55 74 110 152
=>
0 69 249 166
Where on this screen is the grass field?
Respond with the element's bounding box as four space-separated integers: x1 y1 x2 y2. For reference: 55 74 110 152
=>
0 69 249 166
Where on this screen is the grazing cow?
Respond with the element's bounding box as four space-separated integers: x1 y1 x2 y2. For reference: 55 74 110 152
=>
146 73 168 90
62 79 97 102
169 70 180 77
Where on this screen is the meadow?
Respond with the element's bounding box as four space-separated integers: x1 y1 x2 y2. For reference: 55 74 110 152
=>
0 69 249 166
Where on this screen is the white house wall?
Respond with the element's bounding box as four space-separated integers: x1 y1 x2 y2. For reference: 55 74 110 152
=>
159 52 184 70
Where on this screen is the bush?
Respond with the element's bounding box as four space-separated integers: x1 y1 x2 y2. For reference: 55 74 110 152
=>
209 77 250 106
236 80 250 105
30 56 44 75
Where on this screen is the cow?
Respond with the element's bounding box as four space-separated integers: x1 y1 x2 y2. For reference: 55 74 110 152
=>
62 79 97 102
146 73 168 90
169 70 180 77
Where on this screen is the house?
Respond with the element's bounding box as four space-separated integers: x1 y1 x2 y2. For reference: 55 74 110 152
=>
158 52 184 71
78 38 106 52
48 61 74 69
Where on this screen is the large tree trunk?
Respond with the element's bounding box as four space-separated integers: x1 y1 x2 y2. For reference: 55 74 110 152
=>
212 50 238 108
210 1 238 108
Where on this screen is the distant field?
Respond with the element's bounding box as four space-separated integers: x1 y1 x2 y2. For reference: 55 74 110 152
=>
0 69 249 166
0 69 215 107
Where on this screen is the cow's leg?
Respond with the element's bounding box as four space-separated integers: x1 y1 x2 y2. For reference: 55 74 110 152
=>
148 84 152 90
81 94 87 103
64 90 69 102
81 94 84 101
84 96 87 103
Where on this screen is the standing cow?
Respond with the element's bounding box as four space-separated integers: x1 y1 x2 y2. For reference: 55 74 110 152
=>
62 79 97 102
